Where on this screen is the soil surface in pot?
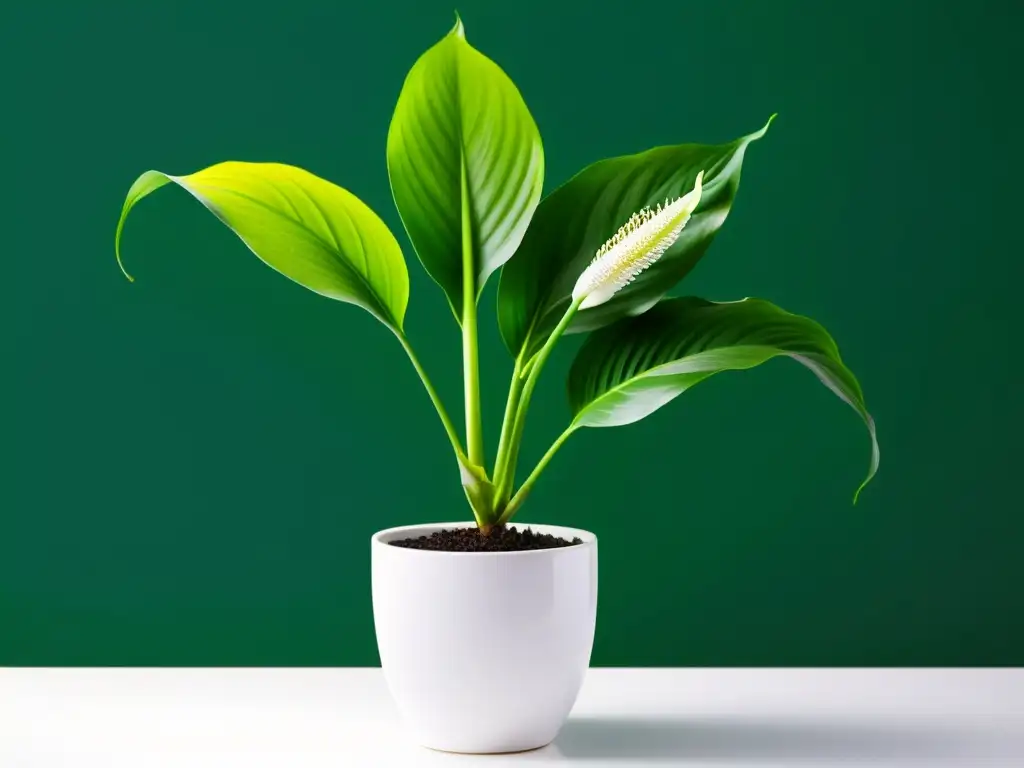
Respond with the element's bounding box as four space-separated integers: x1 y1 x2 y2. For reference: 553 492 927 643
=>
389 525 582 552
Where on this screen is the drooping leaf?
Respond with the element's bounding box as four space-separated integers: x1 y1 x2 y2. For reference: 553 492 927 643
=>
387 16 544 319
568 296 879 500
498 118 773 360
115 162 410 331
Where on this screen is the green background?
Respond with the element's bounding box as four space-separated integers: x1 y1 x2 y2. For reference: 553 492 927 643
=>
3 0 1021 665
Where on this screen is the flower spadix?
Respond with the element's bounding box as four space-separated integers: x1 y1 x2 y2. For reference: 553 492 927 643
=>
572 171 704 309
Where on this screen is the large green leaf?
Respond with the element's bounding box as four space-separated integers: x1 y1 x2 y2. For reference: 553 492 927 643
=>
498 118 773 360
387 16 544 319
115 161 410 331
568 296 879 500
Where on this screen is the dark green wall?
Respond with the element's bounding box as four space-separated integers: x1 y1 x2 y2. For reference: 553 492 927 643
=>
3 0 1021 665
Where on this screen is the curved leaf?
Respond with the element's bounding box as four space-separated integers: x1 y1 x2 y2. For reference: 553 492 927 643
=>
387 16 544 318
498 118 773 360
115 162 409 330
568 297 878 500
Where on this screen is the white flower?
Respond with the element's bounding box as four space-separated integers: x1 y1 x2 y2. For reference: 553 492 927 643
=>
572 171 704 309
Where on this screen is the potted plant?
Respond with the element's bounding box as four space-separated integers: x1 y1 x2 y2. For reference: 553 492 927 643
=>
114 16 878 754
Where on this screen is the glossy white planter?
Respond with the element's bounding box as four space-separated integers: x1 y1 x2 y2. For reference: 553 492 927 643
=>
371 522 598 754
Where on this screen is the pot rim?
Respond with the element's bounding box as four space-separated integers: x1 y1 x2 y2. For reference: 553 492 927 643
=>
371 521 597 557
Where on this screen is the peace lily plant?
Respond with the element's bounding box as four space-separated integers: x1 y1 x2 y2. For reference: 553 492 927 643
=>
115 17 878 536
114 16 880 753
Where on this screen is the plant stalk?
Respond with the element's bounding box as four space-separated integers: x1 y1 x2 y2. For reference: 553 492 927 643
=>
496 296 584 511
396 332 467 464
460 155 484 469
492 357 525 501
498 425 578 525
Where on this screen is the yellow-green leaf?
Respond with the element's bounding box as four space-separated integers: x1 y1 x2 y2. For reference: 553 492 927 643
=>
115 162 410 330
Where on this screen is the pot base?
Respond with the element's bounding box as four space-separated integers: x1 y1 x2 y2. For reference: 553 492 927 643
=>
420 736 556 755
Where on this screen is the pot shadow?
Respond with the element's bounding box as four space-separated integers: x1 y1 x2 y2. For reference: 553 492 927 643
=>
549 715 1021 763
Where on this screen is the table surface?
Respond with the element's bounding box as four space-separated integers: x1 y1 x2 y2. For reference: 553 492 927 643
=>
2 668 1022 767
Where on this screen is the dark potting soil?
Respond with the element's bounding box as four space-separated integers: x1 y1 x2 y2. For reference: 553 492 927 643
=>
389 525 582 552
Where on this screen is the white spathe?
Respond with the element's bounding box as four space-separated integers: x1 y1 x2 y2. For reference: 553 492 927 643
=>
572 171 704 309
371 522 598 754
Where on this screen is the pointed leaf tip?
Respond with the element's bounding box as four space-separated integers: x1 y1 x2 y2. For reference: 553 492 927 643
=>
452 11 465 38
852 415 880 504
115 233 135 282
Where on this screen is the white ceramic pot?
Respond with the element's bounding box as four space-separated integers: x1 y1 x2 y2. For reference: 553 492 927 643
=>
371 522 598 754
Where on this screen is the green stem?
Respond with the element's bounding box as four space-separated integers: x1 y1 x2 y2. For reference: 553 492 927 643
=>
460 155 484 468
498 424 578 526
492 357 525 501
497 296 584 510
396 332 466 463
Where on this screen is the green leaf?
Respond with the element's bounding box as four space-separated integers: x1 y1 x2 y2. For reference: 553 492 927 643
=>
568 297 879 500
115 162 410 331
498 118 773 360
387 16 544 319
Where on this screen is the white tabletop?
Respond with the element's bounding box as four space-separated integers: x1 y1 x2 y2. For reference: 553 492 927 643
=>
2 668 1022 767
